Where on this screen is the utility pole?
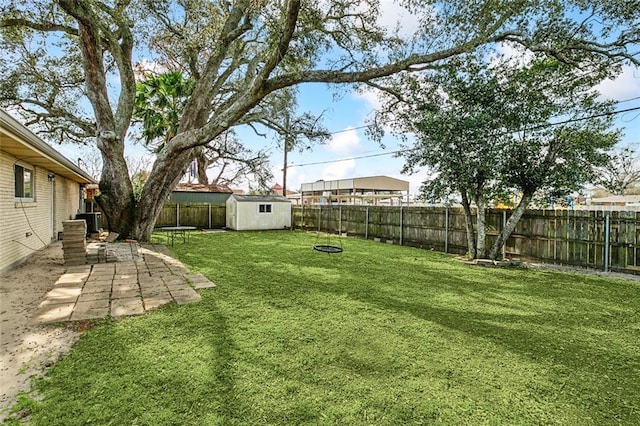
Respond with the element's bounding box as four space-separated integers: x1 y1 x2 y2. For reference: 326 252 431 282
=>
282 113 291 197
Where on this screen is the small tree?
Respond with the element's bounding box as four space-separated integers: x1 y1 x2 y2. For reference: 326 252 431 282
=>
401 64 514 258
399 58 620 260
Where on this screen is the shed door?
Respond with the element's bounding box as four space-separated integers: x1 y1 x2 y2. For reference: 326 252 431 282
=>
228 202 236 229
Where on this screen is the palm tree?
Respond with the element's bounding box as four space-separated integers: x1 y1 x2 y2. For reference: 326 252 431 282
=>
133 71 195 152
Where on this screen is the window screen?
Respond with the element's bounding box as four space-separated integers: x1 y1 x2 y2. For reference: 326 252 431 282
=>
259 204 272 213
14 165 33 199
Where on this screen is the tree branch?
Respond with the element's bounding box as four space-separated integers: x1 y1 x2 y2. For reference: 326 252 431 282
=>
254 0 301 86
0 18 78 35
263 31 520 92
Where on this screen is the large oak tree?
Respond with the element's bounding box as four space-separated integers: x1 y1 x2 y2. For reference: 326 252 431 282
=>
1 0 638 240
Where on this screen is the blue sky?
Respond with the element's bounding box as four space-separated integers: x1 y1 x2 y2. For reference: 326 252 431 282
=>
51 2 640 197
55 58 640 197
265 83 412 192
262 64 640 197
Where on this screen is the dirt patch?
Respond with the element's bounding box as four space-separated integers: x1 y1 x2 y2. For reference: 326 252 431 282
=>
0 242 82 421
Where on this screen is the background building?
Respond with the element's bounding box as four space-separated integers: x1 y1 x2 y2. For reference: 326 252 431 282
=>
300 176 410 205
171 183 233 204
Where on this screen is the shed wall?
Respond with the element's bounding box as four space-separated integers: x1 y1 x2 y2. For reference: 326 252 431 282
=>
226 197 291 230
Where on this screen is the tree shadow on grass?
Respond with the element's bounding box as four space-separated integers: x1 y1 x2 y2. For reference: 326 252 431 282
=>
30 297 242 426
313 282 640 421
173 231 640 422
215 255 640 422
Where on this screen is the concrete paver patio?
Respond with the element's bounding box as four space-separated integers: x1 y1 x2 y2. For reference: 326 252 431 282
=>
0 241 217 419
32 243 216 324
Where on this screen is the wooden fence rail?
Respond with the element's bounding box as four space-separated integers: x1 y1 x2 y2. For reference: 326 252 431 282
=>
152 202 640 273
156 203 226 229
292 205 640 274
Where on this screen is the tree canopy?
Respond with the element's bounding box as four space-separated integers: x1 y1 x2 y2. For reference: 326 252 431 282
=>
394 57 620 259
1 0 638 239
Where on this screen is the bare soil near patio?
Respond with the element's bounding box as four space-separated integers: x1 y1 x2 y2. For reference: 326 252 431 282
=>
0 243 82 421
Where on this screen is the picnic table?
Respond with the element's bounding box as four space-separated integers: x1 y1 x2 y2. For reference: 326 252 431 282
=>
160 226 197 246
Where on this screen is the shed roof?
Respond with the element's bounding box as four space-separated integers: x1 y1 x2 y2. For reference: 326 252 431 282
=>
229 194 291 203
173 183 233 193
0 109 95 184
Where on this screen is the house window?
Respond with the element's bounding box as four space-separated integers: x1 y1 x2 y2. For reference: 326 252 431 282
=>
258 203 272 213
14 164 34 200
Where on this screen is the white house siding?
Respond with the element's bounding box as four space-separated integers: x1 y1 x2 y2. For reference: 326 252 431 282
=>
0 151 82 272
54 174 81 239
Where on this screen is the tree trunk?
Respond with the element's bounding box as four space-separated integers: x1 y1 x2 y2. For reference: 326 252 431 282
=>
488 193 533 260
196 148 209 184
460 189 477 259
475 194 487 258
130 146 193 241
94 136 136 238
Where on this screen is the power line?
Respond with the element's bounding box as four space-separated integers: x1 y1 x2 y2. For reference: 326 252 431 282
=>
527 105 640 131
289 103 640 168
288 150 407 167
325 124 372 135
317 95 640 136
616 95 640 104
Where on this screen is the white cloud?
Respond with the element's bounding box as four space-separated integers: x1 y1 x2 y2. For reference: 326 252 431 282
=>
274 163 310 192
377 0 423 39
285 167 308 192
352 89 383 113
270 162 284 186
597 65 640 101
487 41 535 69
133 59 169 80
322 159 356 181
325 127 361 155
394 172 427 197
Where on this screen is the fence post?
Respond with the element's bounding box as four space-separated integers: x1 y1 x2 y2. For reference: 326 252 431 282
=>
176 203 180 227
339 205 342 235
208 203 211 229
502 210 507 260
604 213 610 272
365 206 369 240
301 203 305 230
399 205 404 246
554 211 558 263
444 208 449 253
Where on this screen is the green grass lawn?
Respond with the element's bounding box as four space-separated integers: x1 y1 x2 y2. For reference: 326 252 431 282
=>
18 231 640 425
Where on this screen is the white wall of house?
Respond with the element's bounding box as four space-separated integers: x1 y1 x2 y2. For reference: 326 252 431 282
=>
226 195 291 231
54 171 82 238
0 151 82 272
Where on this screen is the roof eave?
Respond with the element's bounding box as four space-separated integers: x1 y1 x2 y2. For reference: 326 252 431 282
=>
0 110 95 184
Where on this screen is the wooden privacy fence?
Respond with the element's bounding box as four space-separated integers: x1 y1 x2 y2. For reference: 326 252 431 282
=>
292 205 640 273
156 203 226 229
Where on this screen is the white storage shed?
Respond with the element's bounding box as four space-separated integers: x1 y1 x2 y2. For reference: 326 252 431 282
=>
226 194 292 231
